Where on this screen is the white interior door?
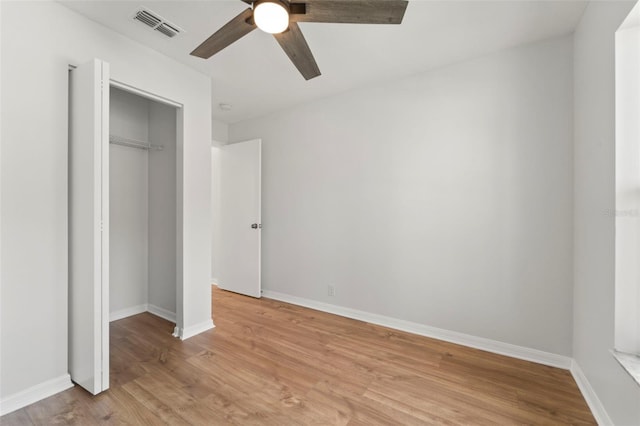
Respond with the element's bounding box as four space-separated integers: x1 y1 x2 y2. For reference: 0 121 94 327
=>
219 139 262 298
69 59 110 394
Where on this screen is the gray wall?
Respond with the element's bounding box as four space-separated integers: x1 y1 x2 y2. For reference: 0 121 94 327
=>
211 146 222 283
109 88 150 314
230 36 575 356
573 1 640 424
149 102 177 314
212 119 229 144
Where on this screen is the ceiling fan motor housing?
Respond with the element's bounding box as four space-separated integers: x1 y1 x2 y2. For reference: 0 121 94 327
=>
252 0 291 34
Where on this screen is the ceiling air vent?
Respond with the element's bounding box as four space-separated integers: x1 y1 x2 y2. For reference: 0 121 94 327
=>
132 8 184 38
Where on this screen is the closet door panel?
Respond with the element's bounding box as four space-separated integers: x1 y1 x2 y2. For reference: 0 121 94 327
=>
69 59 110 395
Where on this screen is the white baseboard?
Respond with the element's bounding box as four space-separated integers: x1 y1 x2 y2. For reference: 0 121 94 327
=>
110 304 176 323
147 304 176 323
109 304 147 322
211 278 219 286
262 290 572 370
570 360 613 426
0 374 73 416
173 319 215 340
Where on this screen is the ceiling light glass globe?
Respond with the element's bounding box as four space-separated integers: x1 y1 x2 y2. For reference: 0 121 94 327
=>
254 1 289 34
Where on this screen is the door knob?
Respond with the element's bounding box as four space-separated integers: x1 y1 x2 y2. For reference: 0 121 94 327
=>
251 223 260 229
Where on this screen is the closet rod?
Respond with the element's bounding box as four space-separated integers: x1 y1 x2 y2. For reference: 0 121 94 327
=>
109 135 163 151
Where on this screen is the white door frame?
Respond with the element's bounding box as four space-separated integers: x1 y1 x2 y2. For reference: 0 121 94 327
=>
108 78 185 340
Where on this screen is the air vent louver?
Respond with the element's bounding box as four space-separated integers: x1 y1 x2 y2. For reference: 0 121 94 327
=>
134 10 161 27
132 8 184 38
156 22 180 38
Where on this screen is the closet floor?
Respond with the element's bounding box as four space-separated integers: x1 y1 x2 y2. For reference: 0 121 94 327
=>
4 286 595 425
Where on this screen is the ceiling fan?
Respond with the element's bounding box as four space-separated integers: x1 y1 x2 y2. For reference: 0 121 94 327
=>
190 0 409 80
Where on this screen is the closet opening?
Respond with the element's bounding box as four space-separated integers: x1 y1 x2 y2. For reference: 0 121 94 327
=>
109 86 178 326
69 59 188 395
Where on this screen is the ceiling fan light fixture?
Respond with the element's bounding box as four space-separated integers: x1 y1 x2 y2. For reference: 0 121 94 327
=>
253 0 289 34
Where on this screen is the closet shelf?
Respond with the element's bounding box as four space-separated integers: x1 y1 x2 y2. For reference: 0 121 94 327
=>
109 134 164 151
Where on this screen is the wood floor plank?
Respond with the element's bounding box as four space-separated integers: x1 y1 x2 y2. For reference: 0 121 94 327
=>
120 380 192 425
1 286 595 425
24 387 99 426
0 408 34 425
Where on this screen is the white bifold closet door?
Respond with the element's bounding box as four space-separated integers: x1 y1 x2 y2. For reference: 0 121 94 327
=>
219 139 262 298
69 59 110 395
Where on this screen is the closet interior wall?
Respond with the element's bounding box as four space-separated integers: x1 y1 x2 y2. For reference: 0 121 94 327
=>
109 87 177 321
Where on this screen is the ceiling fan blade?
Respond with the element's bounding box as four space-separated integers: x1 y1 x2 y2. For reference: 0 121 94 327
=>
191 8 256 59
290 0 408 24
273 22 321 80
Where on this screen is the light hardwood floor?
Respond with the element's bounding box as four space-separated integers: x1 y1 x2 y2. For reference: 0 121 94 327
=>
3 286 594 425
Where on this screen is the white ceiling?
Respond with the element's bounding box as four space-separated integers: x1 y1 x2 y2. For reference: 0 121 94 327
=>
59 0 587 124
